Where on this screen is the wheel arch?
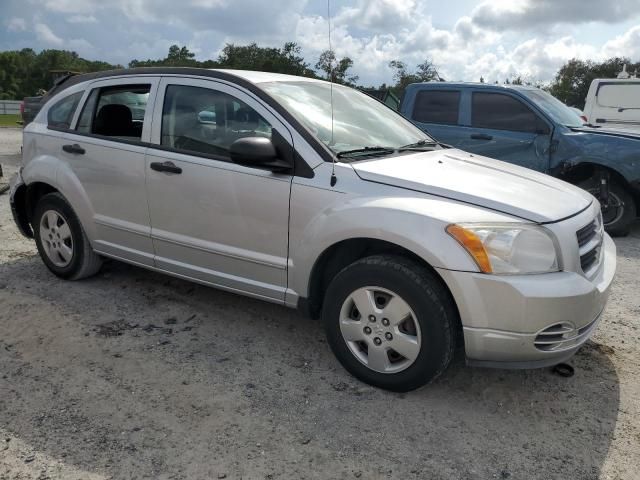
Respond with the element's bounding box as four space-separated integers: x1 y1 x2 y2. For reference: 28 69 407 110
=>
20 157 98 242
303 237 463 340
556 161 640 211
11 181 60 238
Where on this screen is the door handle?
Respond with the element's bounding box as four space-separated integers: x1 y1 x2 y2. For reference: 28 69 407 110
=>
470 133 493 141
150 161 182 174
62 144 85 155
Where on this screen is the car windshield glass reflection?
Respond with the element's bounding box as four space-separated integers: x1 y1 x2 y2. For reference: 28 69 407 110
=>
261 81 432 156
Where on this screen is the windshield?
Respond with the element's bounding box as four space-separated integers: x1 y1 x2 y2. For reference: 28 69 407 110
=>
260 81 432 155
519 89 584 128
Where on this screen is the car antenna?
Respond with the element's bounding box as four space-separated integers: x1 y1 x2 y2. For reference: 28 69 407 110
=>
328 0 337 187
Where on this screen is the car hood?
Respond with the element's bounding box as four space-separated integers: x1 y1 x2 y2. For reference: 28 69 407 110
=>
351 149 593 223
570 125 640 140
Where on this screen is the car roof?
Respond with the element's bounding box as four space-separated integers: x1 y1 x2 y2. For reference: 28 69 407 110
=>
213 69 323 84
408 81 539 91
51 67 325 95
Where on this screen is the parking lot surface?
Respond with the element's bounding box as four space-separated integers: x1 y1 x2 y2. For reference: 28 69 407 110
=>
1 127 639 479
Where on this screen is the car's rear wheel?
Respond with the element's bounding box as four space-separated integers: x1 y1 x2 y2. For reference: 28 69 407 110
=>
322 255 456 392
33 192 102 280
579 178 636 236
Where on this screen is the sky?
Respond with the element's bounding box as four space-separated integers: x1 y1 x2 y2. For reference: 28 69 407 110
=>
2 0 640 86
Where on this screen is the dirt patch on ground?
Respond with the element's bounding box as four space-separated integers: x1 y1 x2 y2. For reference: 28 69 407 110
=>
1 128 639 479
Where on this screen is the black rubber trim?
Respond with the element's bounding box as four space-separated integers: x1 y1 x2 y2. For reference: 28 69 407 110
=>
296 297 314 319
466 348 579 369
41 67 335 165
10 189 34 238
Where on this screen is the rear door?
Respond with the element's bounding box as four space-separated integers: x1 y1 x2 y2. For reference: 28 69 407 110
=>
408 89 465 146
460 90 552 172
63 76 160 266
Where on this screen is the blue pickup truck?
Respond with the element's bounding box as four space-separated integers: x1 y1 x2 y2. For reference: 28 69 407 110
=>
400 82 640 235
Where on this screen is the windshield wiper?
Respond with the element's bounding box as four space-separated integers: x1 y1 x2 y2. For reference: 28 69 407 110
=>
336 146 396 159
398 139 448 151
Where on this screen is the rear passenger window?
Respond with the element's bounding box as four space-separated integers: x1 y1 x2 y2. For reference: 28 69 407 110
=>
161 85 272 159
47 92 83 130
76 84 150 140
472 92 544 133
412 90 460 125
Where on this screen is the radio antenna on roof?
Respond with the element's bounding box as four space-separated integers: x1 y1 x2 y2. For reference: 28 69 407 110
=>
328 0 337 187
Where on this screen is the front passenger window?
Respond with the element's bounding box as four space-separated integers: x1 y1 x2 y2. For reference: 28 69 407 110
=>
161 85 272 159
472 92 549 134
76 84 150 140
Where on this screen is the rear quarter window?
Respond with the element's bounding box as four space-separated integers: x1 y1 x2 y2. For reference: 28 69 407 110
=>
412 90 460 125
47 91 83 130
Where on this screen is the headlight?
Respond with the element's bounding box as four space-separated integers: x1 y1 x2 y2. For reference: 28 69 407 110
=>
446 223 560 274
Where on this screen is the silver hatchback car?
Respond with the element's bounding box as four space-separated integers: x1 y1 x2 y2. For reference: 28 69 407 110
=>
10 68 616 391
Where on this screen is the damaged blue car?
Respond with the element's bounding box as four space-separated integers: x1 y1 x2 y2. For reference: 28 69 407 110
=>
400 82 640 235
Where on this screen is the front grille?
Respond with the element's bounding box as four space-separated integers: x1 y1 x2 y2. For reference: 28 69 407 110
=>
576 216 603 274
534 317 599 351
576 220 597 248
580 246 600 272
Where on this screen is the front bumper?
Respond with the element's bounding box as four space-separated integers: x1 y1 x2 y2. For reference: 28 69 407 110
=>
436 233 616 368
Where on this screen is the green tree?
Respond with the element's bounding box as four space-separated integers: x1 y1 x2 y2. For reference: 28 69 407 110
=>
216 42 314 76
549 57 640 109
315 50 359 85
129 44 201 68
387 59 441 96
0 48 119 99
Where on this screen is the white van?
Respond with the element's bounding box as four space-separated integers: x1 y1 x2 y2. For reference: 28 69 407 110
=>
583 77 640 131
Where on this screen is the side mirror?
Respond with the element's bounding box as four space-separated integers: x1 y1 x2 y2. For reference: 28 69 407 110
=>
229 137 292 172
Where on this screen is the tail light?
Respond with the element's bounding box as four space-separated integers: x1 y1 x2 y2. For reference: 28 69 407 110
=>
581 115 588 123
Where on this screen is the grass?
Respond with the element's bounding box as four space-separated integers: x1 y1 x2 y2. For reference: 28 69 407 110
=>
0 114 22 127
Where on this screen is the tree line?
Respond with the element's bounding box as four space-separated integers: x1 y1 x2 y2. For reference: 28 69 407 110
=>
0 43 441 100
0 43 636 110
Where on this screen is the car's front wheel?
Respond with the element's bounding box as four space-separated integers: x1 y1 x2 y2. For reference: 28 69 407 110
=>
579 178 636 236
322 255 457 392
33 192 102 280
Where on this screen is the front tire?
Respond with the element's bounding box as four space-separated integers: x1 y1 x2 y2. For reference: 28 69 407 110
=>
322 255 457 392
33 192 102 280
579 178 636 236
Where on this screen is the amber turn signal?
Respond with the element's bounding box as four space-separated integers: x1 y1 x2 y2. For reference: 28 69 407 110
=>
446 224 492 273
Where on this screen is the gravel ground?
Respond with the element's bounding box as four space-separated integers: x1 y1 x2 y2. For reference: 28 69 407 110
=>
0 127 639 480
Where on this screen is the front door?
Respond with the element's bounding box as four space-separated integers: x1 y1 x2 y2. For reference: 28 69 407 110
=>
63 77 160 266
459 91 552 173
145 78 293 302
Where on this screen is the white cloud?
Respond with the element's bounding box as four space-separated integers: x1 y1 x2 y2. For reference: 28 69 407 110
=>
4 0 640 86
67 15 98 24
472 0 640 31
336 0 417 33
603 25 640 59
7 17 27 32
34 23 64 46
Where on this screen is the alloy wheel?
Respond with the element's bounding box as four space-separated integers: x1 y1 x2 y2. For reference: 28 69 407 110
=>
339 286 422 374
39 210 74 267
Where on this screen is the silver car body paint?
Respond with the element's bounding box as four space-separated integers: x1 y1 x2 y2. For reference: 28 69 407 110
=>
12 69 616 367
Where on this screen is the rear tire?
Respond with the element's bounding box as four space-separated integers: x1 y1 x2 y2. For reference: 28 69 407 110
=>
578 178 635 236
322 255 456 392
33 192 102 280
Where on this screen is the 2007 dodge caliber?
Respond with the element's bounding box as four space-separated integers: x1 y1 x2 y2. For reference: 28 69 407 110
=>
10 68 616 391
